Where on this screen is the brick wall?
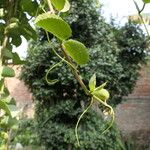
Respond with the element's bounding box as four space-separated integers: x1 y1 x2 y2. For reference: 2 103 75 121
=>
5 62 150 104
127 61 150 99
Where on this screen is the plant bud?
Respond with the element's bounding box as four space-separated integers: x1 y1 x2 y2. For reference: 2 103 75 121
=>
93 88 110 101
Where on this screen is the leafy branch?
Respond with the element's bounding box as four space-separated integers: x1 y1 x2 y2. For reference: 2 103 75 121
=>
35 0 114 146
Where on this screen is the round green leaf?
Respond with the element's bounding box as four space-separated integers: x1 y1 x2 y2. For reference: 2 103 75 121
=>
1 66 15 77
62 39 89 65
35 13 72 40
51 0 65 11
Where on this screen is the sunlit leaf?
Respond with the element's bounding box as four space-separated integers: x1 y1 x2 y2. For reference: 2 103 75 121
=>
35 13 72 40
143 0 150 3
20 0 38 16
94 82 107 91
1 66 15 77
89 74 96 92
0 100 11 116
62 39 89 65
13 52 26 65
2 48 13 59
51 0 65 11
61 0 70 12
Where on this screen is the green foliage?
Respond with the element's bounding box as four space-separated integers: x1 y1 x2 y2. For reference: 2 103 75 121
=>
11 119 39 147
62 39 89 65
60 0 70 12
0 0 39 148
20 0 38 16
143 0 150 3
20 37 121 148
0 100 11 116
1 66 15 77
34 100 125 150
35 13 72 40
88 74 96 92
62 0 104 48
114 22 147 64
51 0 66 11
21 0 148 149
112 22 148 99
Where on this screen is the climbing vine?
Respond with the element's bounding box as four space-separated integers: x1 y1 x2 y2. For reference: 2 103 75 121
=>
34 0 114 146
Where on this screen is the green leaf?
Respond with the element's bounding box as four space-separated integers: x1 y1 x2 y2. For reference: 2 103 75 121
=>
1 66 15 77
20 0 38 16
51 0 66 11
13 52 26 65
11 35 22 47
143 0 150 3
0 100 11 116
94 82 107 92
0 79 4 92
89 74 96 92
7 117 17 128
62 39 89 65
2 48 13 59
61 0 70 12
21 25 37 41
35 13 72 40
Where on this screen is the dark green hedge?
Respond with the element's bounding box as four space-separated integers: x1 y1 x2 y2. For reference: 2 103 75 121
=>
20 0 148 149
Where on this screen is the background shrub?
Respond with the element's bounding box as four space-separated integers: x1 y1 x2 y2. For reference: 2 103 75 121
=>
20 0 148 149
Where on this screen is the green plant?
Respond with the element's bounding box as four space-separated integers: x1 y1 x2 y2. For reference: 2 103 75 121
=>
0 0 39 149
21 0 148 149
111 22 148 100
35 100 125 150
33 0 116 146
11 119 39 147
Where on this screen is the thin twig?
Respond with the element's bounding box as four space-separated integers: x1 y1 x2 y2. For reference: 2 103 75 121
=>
132 0 150 37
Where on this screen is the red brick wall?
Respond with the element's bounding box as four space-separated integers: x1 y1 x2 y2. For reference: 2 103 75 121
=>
127 61 150 99
5 62 150 104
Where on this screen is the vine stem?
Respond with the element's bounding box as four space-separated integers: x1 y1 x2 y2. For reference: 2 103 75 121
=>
93 95 115 134
45 31 77 71
46 0 55 13
61 44 90 95
45 60 63 85
45 0 90 96
75 98 94 146
132 0 150 37
44 0 114 147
